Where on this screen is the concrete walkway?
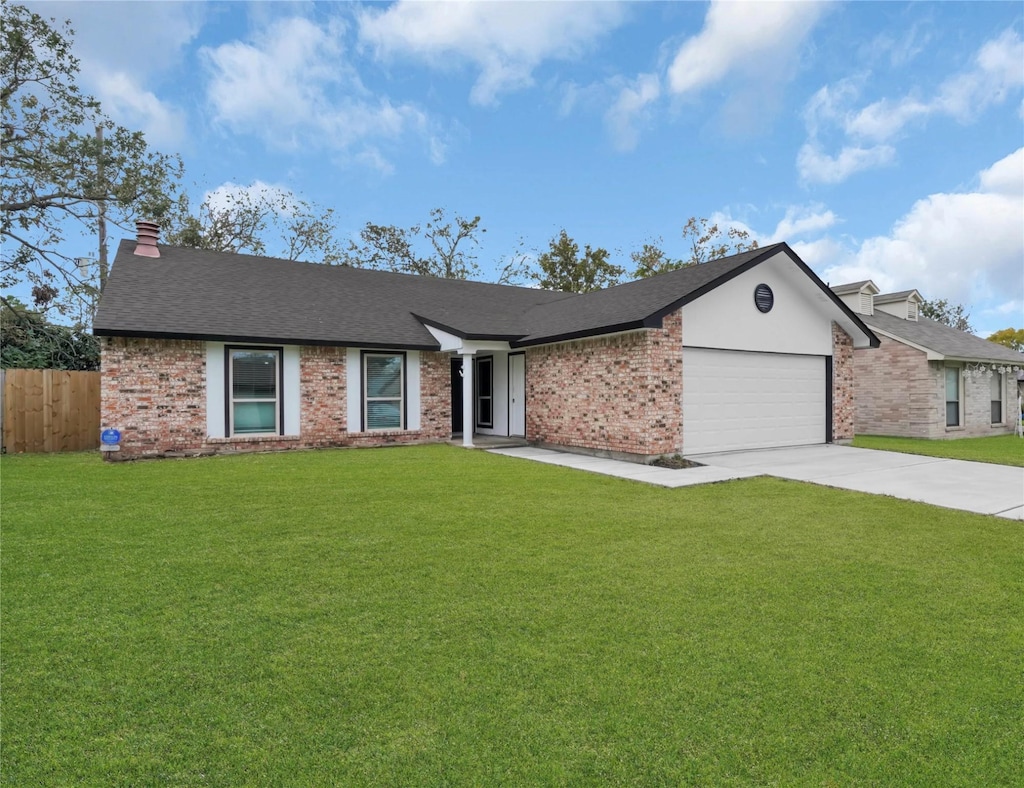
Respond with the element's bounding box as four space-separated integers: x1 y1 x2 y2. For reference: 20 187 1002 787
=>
487 444 1024 520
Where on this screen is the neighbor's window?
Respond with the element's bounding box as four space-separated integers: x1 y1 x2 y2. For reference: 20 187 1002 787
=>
229 348 281 435
476 356 493 428
944 366 961 427
364 352 405 430
991 372 1004 424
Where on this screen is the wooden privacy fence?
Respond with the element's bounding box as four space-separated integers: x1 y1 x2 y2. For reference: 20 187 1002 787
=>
1 369 101 453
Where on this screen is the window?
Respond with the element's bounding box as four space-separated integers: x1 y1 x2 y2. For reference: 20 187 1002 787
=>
991 372 1004 424
228 347 281 436
945 366 961 427
363 352 405 430
476 356 493 428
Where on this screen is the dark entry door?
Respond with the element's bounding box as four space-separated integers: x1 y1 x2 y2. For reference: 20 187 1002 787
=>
451 357 463 433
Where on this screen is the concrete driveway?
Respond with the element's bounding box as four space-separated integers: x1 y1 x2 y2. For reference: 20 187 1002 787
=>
694 444 1024 520
489 443 1024 519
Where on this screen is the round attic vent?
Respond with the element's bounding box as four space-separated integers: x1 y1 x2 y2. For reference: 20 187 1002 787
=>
754 283 774 313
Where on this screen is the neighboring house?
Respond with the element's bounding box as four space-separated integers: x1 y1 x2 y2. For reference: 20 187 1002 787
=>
93 223 878 461
832 280 1024 438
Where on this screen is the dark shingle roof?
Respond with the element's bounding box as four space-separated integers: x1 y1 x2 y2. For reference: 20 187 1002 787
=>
94 240 571 349
514 245 773 345
864 310 1024 365
95 239 876 350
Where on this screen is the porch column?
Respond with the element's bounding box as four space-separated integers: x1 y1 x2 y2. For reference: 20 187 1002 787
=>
460 351 475 447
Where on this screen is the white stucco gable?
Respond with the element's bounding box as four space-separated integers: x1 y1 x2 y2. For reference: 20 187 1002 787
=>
681 250 874 353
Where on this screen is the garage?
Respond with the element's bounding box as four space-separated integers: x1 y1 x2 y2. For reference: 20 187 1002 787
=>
682 348 827 455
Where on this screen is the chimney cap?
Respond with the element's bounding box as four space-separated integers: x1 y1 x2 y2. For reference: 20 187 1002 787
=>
134 220 161 258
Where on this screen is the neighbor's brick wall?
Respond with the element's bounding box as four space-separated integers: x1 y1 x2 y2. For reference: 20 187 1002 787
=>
853 336 1019 438
101 339 452 459
853 337 937 438
525 310 683 458
959 366 1017 438
831 323 855 440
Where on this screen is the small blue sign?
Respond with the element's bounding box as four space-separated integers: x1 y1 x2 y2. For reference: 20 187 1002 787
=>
100 429 121 445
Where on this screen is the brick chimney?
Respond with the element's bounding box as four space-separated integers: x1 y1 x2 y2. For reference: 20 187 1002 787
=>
134 220 161 258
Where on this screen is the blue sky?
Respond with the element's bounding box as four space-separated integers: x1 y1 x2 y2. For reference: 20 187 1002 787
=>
30 1 1024 336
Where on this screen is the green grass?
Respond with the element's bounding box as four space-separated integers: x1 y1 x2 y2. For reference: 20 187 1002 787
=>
3 445 1022 786
853 432 1024 467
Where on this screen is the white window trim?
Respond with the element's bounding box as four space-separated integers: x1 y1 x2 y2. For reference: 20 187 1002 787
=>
362 351 406 432
206 343 300 439
227 345 282 437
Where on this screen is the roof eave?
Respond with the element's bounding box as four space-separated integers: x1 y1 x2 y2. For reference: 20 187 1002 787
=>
510 319 650 348
93 327 442 352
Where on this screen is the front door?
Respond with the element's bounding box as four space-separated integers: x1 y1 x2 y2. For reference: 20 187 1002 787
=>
450 357 463 433
509 353 526 437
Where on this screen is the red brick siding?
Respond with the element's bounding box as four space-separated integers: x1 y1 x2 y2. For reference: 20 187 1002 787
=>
300 345 348 445
101 339 452 459
101 337 207 456
418 351 453 440
525 310 683 458
831 323 855 440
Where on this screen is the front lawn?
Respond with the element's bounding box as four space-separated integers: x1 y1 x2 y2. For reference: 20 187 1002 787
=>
854 432 1024 467
3 446 1021 785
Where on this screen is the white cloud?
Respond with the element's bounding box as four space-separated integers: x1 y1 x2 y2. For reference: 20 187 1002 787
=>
202 16 434 167
91 70 187 149
844 97 930 142
357 1 627 106
821 148 1024 323
204 180 299 215
666 1 827 96
935 29 1024 121
605 73 661 152
36 1 204 77
799 29 1024 184
24 2 201 151
796 142 895 185
767 205 838 243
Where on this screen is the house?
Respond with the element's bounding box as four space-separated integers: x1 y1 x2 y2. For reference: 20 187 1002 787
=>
832 280 1024 438
93 223 879 461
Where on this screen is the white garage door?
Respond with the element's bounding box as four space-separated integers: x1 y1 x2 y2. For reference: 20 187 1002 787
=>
683 348 826 455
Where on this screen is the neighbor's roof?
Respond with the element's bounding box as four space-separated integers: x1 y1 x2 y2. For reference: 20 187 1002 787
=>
864 310 1024 365
94 240 877 350
874 289 923 304
830 280 878 295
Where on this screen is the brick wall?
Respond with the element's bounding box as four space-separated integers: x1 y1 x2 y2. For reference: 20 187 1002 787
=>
853 336 1018 438
960 367 1017 438
831 322 855 440
101 337 207 456
101 339 452 459
525 310 683 459
853 337 937 437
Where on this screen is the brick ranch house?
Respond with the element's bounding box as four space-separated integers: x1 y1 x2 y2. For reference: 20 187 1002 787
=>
93 225 879 461
832 280 1024 439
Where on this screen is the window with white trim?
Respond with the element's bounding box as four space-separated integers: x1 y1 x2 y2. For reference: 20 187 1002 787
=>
227 347 282 436
991 372 1004 424
944 366 961 427
363 352 405 430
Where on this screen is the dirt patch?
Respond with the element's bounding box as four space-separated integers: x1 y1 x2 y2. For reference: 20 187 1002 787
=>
650 454 703 469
